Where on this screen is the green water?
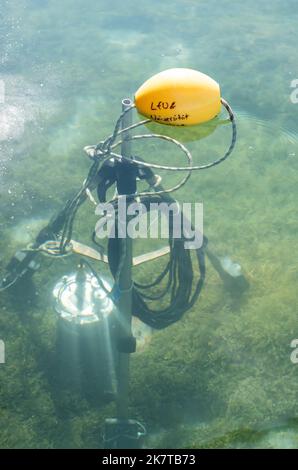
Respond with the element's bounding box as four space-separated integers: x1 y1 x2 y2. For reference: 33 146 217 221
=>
0 0 298 449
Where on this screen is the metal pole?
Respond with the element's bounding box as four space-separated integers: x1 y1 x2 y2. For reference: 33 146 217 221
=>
104 99 145 449
116 98 134 420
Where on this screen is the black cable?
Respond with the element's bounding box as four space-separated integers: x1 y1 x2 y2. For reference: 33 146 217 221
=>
107 195 206 329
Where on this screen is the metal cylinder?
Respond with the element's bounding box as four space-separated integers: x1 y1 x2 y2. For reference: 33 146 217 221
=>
53 269 118 404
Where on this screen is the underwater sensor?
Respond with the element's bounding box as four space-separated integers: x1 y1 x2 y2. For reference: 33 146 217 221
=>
53 262 115 325
53 262 118 402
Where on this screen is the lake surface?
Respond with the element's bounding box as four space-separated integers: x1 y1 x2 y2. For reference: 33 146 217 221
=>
0 0 297 449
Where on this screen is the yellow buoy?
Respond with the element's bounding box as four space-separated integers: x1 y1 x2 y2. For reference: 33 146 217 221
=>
134 68 221 126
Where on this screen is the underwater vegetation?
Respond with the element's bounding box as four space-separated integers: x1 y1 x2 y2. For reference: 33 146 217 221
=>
0 0 298 449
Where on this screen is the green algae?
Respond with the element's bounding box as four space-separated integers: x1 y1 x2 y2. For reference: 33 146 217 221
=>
0 0 298 449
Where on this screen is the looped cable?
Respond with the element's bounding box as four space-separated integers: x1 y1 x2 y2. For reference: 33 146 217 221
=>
59 98 236 251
